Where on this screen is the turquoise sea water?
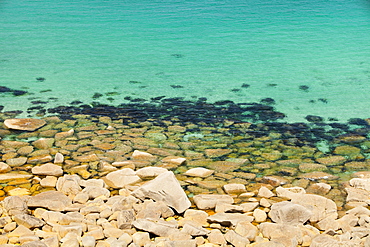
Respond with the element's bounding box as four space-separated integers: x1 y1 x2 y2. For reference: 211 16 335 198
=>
1 0 370 122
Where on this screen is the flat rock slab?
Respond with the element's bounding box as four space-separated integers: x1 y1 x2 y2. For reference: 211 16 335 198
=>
181 223 210 236
193 194 234 210
27 191 72 211
32 163 63 176
345 187 370 204
14 214 45 229
184 167 214 178
0 162 11 173
81 186 110 199
310 234 362 247
225 230 250 246
223 183 247 194
290 193 338 223
275 186 306 199
133 218 177 237
349 178 370 192
4 118 46 131
3 196 28 215
22 241 48 247
135 167 168 179
0 174 33 183
6 157 28 167
103 168 141 188
133 171 191 213
269 201 312 225
259 222 303 242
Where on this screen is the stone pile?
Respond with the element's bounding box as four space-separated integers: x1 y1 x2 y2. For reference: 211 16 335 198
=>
0 116 370 246
0 166 369 246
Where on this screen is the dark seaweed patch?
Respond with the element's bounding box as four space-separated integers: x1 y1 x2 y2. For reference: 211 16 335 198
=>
35 109 46 115
329 123 350 131
198 97 207 102
0 86 28 96
170 85 184 89
214 100 234 105
13 90 27 96
151 96 166 101
129 98 146 102
171 54 184 58
70 100 83 105
299 85 309 92
260 98 275 105
267 83 277 87
43 96 366 146
105 92 120 96
48 97 287 126
0 86 12 93
28 106 45 111
305 115 324 123
352 128 370 135
3 110 23 117
328 117 338 121
36 77 46 82
31 101 48 104
161 97 185 103
327 129 344 136
318 98 328 103
92 93 103 99
348 118 369 126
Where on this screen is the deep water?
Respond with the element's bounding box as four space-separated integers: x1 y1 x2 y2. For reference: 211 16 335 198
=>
1 0 370 122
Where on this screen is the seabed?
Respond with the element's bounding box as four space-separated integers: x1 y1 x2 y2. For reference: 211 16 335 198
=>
0 96 369 246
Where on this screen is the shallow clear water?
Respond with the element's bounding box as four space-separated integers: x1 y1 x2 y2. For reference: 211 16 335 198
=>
1 0 370 122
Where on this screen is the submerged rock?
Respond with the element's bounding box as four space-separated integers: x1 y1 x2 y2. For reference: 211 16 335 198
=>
32 163 63 176
0 99 369 246
184 167 214 178
0 174 33 183
0 162 11 173
4 118 46 131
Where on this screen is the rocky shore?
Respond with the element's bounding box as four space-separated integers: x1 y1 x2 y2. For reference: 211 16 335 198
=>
0 115 369 247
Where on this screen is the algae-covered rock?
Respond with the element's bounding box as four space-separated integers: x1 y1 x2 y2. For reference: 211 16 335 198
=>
333 145 363 159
